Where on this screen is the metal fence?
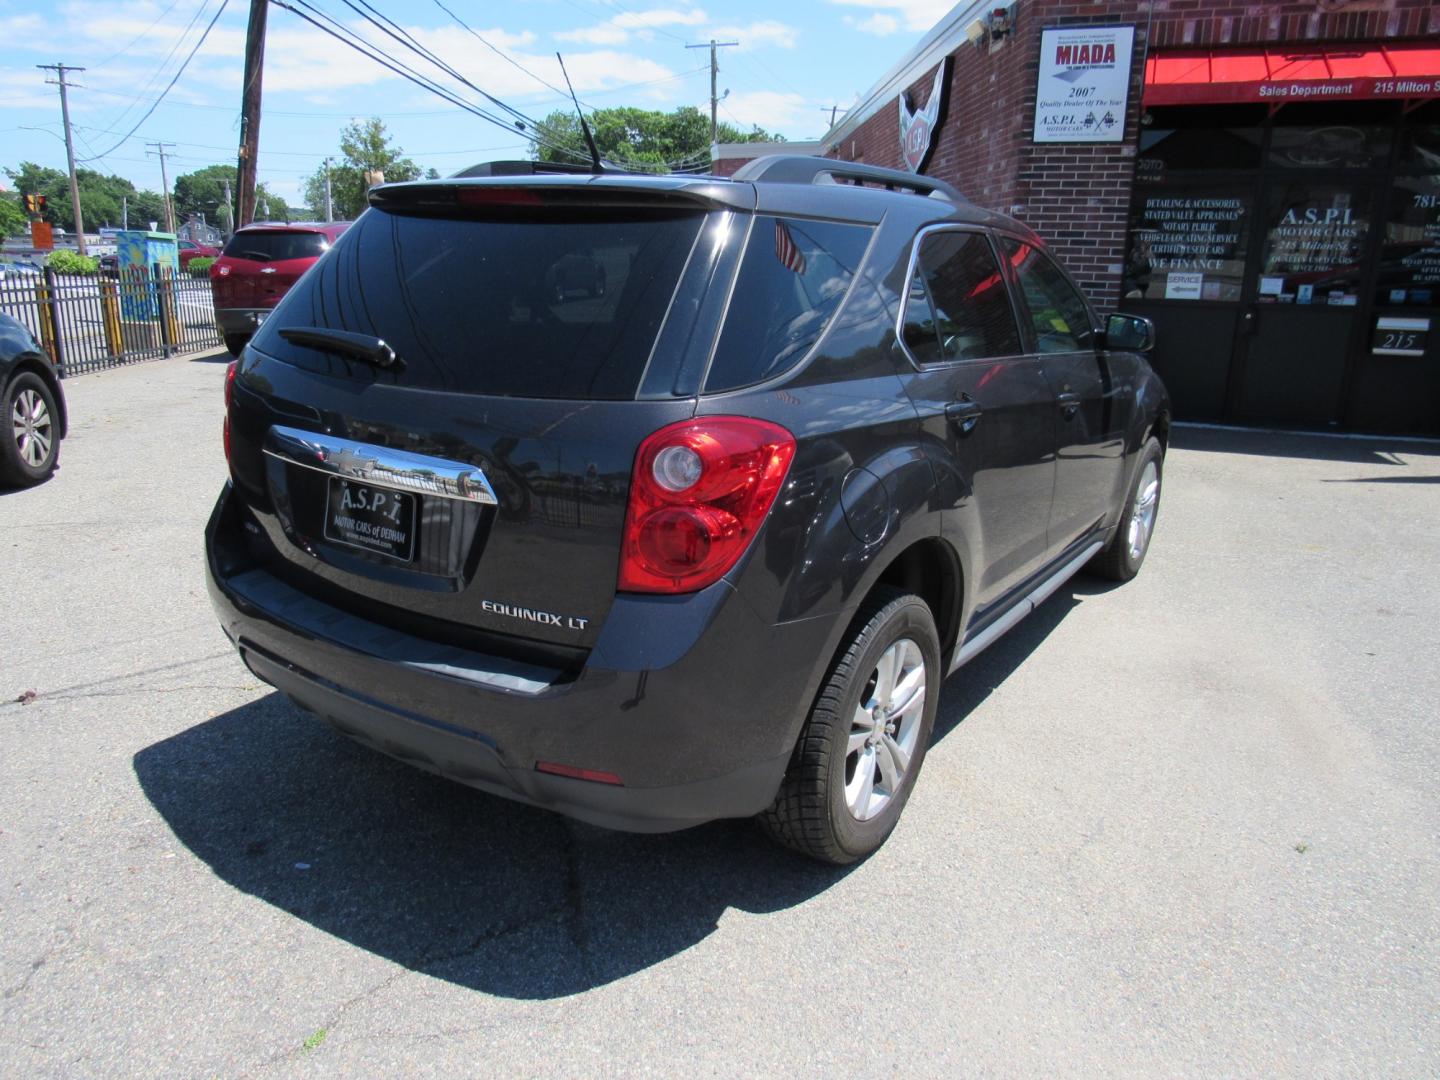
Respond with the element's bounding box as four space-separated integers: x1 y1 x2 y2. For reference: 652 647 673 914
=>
0 266 223 377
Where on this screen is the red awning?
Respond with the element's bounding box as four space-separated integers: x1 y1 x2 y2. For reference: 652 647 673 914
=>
1144 43 1440 107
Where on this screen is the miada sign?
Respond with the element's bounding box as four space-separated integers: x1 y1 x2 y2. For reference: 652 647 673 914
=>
898 58 952 173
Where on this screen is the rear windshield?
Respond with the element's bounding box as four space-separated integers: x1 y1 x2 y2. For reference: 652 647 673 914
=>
223 231 329 262
252 207 704 399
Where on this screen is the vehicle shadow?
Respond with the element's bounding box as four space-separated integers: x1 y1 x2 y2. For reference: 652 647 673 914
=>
134 584 1080 999
932 580 1088 742
134 692 854 999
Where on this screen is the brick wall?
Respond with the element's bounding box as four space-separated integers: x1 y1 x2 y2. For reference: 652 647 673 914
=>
830 0 1438 307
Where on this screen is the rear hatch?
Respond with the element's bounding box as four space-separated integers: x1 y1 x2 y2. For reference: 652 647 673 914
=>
226 181 742 652
213 228 332 311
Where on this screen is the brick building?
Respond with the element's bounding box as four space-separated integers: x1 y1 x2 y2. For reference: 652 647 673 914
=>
821 0 1440 433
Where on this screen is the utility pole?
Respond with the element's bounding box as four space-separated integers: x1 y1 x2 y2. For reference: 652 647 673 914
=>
36 63 87 255
236 0 268 227
323 156 334 223
820 105 845 129
220 178 234 237
122 194 128 229
685 39 739 145
147 141 177 232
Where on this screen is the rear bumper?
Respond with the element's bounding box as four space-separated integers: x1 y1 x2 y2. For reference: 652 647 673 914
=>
205 483 837 832
215 308 274 337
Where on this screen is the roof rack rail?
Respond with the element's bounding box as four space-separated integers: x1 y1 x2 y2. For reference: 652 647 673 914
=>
730 155 967 203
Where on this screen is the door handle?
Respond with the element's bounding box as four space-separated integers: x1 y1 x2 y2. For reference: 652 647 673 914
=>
1057 391 1080 419
944 399 983 435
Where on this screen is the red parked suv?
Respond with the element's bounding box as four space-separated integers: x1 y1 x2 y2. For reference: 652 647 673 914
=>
211 222 349 356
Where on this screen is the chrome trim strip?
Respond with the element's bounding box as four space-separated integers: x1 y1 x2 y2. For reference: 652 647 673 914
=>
948 540 1103 674
263 424 499 505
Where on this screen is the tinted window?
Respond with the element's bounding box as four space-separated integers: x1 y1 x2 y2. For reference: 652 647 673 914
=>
223 230 330 262
252 207 704 399
1002 239 1094 352
704 217 872 392
902 231 1021 364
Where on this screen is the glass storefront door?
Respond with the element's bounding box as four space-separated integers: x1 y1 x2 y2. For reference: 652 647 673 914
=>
1234 179 1376 425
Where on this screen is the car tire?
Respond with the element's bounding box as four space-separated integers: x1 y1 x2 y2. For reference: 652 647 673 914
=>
224 333 248 358
1088 437 1163 582
759 586 940 864
1 370 60 487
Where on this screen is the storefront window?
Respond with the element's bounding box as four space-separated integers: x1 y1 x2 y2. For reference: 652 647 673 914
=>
1256 181 1372 306
1138 126 1263 181
1266 102 1395 170
1376 175 1440 308
1400 124 1440 173
1136 106 1265 185
1125 184 1252 302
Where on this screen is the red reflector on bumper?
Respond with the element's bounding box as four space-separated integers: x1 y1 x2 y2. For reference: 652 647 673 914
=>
536 761 624 786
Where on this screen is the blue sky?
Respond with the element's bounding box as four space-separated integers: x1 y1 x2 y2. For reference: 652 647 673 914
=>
0 0 952 209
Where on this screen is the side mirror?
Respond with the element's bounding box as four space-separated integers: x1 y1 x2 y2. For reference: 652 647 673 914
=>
1104 312 1155 352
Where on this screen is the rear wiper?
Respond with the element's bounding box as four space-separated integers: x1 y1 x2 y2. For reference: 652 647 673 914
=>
279 327 402 369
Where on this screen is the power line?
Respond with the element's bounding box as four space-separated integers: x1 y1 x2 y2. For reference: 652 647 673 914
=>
268 0 597 167
79 0 232 162
97 0 217 138
86 0 190 72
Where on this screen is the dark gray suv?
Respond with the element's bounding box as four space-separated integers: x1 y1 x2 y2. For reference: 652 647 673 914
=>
206 157 1169 863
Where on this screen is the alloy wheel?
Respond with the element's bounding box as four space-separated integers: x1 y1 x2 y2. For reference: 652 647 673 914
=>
845 637 926 821
11 387 52 469
1127 460 1160 562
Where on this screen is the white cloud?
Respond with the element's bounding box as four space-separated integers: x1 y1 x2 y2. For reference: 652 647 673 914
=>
721 90 809 137
828 0 955 33
707 20 798 49
556 6 707 47
613 8 708 30
846 13 901 36
555 24 632 46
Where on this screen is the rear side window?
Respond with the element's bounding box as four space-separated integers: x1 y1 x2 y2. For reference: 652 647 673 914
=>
252 207 705 399
703 216 873 392
223 231 329 262
1001 238 1095 352
902 230 1022 364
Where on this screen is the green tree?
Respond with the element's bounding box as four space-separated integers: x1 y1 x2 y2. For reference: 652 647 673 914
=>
3 161 170 231
532 106 784 172
0 193 27 236
173 164 287 229
303 118 420 220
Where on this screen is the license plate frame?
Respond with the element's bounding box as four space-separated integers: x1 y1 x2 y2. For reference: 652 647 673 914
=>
323 478 417 563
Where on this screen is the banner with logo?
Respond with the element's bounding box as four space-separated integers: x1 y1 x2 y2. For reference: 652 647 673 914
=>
1033 25 1135 143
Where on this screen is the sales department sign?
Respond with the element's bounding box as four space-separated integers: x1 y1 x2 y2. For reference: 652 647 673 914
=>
1033 25 1135 143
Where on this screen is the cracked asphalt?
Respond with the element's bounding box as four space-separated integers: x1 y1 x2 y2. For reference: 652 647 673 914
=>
2 352 1438 1077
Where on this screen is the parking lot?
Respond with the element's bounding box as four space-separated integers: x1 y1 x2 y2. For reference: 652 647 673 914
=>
2 352 1438 1076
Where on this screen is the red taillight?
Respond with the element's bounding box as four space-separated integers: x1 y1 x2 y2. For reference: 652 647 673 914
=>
223 360 237 466
618 416 796 594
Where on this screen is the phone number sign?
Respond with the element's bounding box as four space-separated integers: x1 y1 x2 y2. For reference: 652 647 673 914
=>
1034 26 1136 144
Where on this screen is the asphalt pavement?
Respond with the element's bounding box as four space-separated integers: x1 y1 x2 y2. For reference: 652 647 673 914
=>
2 353 1438 1077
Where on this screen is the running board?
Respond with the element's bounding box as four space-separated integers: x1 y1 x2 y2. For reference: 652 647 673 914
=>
948 541 1103 674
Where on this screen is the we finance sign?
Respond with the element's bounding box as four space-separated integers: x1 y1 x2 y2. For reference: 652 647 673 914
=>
1034 26 1135 143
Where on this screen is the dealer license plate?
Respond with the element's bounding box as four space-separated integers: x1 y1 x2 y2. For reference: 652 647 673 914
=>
323 478 416 562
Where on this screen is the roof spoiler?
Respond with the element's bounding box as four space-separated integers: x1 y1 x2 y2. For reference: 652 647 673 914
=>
731 155 967 203
450 159 616 179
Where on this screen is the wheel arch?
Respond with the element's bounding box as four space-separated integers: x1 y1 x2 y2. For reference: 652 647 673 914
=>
867 536 964 665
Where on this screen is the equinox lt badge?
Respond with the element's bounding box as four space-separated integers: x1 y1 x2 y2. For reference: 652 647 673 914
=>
481 599 588 631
